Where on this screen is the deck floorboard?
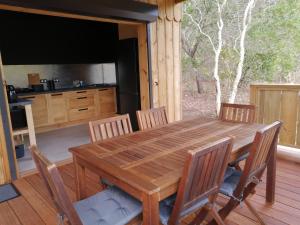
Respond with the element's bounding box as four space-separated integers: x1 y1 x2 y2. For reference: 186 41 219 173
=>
0 159 297 225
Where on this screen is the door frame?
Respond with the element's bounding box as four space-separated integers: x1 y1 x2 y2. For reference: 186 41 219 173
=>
0 4 152 180
0 52 17 183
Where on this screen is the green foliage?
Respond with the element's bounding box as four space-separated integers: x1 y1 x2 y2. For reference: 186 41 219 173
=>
245 0 300 82
182 0 300 86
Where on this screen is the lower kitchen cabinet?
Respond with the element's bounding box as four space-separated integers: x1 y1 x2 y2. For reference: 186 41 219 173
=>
98 88 117 116
47 93 68 124
19 94 48 127
19 87 116 131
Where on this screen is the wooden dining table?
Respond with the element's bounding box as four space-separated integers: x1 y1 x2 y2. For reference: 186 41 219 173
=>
69 116 276 225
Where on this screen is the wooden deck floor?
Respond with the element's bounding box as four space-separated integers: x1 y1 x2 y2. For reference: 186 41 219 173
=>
0 158 300 225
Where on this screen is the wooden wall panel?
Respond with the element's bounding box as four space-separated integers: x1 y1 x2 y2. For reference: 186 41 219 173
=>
147 0 182 122
280 91 298 145
262 90 281 124
250 84 300 148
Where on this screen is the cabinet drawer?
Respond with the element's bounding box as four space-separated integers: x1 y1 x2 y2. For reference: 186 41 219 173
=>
69 107 96 122
69 94 95 109
66 90 95 98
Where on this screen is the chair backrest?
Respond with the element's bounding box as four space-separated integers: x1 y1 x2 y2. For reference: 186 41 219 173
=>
219 103 255 123
168 137 233 225
89 114 133 142
29 146 83 225
235 121 282 196
136 106 168 131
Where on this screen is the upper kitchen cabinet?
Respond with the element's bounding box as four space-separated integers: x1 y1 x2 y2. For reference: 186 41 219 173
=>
0 10 119 65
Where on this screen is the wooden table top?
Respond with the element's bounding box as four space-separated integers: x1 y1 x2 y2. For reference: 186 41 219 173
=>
70 117 266 196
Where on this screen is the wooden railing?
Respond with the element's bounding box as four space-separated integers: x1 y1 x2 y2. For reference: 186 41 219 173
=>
250 84 300 148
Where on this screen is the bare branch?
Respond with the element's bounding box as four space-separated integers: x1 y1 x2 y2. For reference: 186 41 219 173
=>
184 11 217 53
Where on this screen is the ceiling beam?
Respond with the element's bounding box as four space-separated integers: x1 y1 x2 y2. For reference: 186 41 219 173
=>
0 0 158 23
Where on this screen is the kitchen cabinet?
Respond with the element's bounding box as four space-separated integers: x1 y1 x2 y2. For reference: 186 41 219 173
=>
19 94 48 127
98 88 117 116
18 87 116 132
47 93 67 124
65 89 97 122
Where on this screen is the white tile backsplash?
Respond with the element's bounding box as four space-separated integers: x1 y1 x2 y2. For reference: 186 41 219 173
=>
3 63 117 88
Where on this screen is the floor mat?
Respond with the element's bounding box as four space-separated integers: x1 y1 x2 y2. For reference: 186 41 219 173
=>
0 183 20 203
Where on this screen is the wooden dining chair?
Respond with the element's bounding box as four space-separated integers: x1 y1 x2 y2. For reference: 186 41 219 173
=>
29 146 142 225
159 137 234 225
216 121 282 225
219 103 256 168
136 106 168 131
89 114 133 143
219 103 256 123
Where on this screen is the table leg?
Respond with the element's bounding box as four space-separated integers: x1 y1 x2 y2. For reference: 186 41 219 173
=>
142 192 160 225
266 144 277 204
74 156 86 200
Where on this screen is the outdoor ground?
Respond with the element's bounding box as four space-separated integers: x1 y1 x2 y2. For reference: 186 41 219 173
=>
182 84 250 118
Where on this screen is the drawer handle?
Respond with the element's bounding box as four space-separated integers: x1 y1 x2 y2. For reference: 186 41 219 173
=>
51 93 63 96
76 91 87 94
77 97 87 100
78 108 88 111
24 96 36 99
98 89 108 91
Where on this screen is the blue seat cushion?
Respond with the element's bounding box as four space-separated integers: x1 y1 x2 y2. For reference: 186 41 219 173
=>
159 194 209 225
74 186 142 225
224 167 236 180
229 152 250 166
220 168 242 197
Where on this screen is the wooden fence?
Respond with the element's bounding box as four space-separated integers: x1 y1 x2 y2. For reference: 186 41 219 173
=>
250 84 300 148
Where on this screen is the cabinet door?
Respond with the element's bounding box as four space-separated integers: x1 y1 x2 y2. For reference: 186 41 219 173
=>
98 88 117 116
47 93 67 124
20 95 48 127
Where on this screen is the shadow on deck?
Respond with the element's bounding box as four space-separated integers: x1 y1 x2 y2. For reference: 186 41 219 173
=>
0 159 299 225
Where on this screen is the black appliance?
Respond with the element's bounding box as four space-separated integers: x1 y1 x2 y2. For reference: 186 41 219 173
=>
47 80 55 91
10 106 27 129
47 79 59 91
116 38 141 131
6 85 17 103
31 84 44 92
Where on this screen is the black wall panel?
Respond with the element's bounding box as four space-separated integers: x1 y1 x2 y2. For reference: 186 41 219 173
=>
0 10 119 65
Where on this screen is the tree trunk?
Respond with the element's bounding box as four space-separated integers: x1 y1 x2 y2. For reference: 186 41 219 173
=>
213 53 222 115
229 0 255 103
214 0 226 115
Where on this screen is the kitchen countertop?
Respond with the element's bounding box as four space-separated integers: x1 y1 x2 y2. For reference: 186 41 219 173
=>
9 99 32 107
17 83 117 96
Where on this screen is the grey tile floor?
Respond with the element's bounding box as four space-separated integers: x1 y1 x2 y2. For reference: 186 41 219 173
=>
18 124 90 172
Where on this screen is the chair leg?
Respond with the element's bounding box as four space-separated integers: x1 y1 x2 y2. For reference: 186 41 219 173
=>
210 208 226 225
218 197 240 220
244 200 266 225
189 206 210 225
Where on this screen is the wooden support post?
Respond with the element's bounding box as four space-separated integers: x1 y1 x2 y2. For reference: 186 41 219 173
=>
138 23 150 110
24 104 37 146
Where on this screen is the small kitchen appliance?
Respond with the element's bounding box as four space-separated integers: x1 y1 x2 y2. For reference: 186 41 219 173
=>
6 85 18 103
